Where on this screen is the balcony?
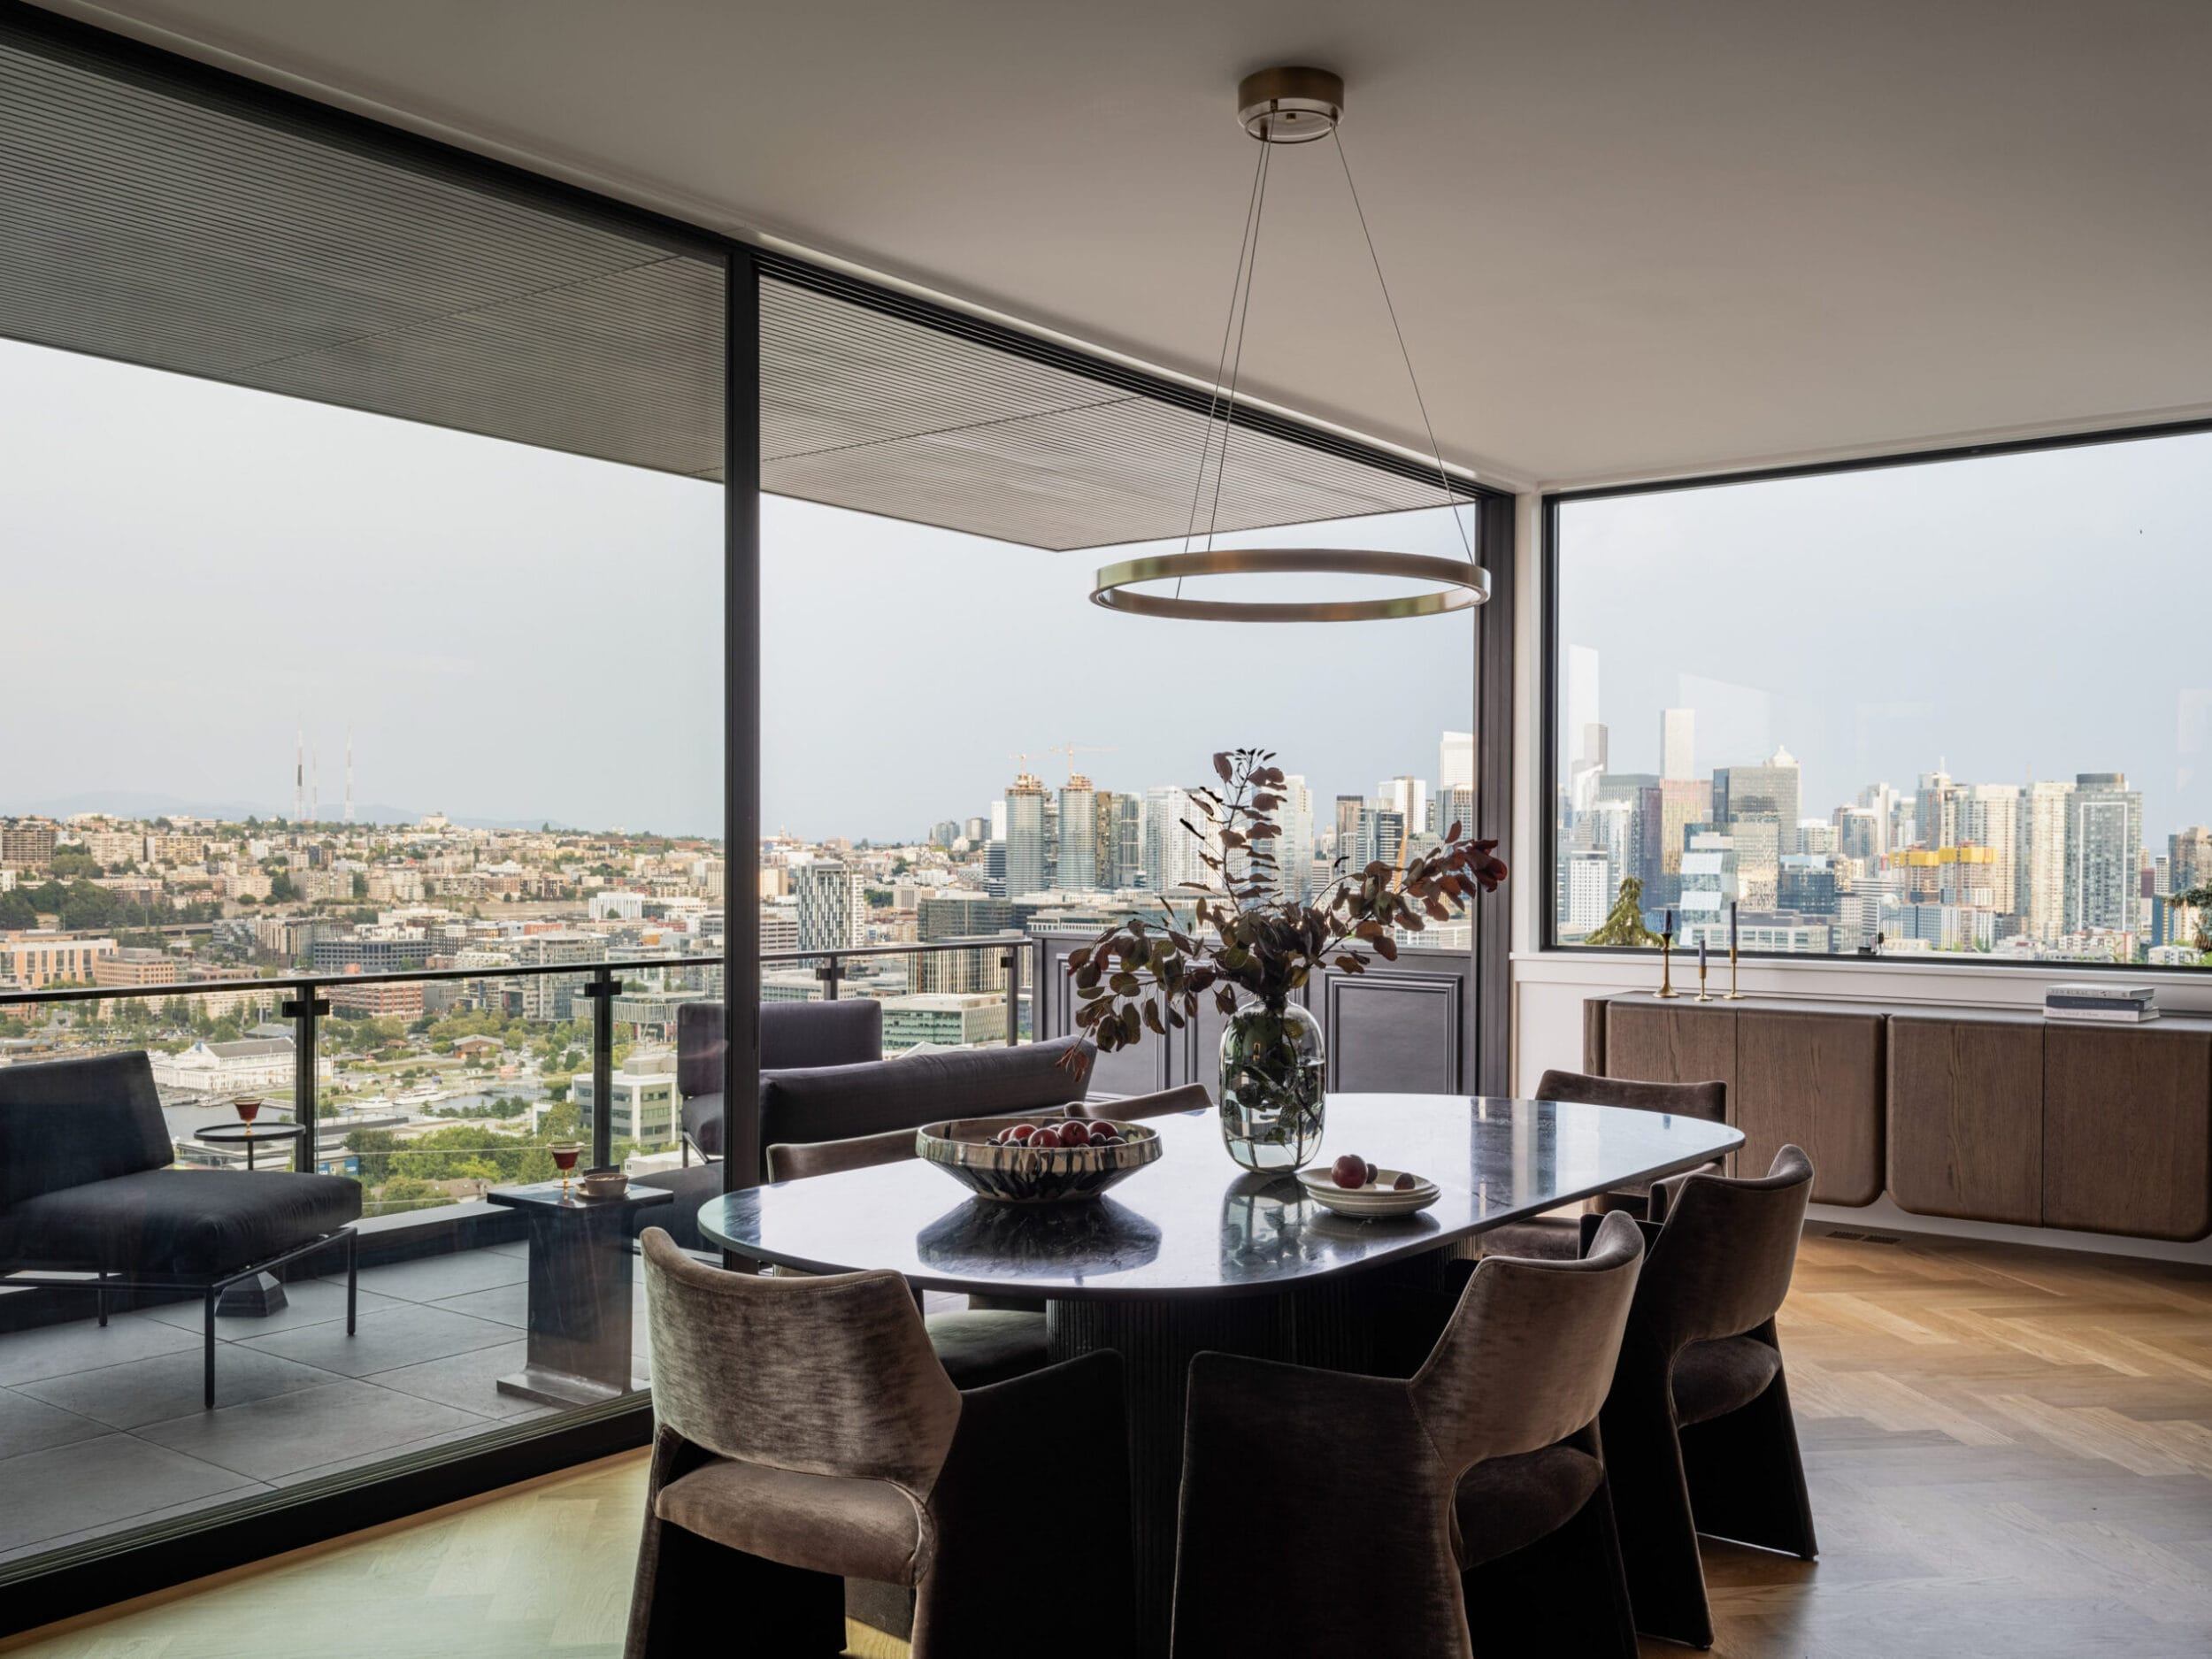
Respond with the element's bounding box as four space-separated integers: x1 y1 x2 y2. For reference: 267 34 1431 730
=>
0 932 1478 1571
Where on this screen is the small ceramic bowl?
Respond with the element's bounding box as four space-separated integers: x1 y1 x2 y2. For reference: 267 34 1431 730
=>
1294 1165 1440 1220
580 1167 629 1199
917 1116 1162 1204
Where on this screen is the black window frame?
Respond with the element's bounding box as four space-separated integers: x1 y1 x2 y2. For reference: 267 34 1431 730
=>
1540 414 2212 974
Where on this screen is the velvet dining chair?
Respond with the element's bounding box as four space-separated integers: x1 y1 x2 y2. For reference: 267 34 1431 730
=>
1169 1211 1650 1659
1590 1143 1818 1647
625 1228 1131 1659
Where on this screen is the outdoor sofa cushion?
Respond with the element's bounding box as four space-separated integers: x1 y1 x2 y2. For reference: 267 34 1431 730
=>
3 1167 361 1276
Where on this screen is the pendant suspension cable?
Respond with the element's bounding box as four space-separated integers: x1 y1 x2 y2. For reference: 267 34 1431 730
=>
1330 127 1476 563
1200 137 1271 553
1179 140 1271 557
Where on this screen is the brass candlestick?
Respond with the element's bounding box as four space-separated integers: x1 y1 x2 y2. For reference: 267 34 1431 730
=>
1724 945 1744 1000
1655 933 1678 998
1695 956 1713 1002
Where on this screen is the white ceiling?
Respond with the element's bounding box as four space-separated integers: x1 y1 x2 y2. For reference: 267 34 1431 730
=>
40 0 2212 488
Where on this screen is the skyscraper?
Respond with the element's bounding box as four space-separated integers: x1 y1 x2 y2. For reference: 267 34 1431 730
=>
1439 731 1474 793
2065 772 2142 936
2171 826 2212 894
795 861 864 955
1961 783 2021 916
1376 776 1428 837
1002 772 1049 898
1660 709 1695 782
2018 779 2073 941
1333 795 1364 862
1276 775 1315 903
1714 747 1802 853
1108 793 1142 889
1057 775 1098 892
1915 767 1962 850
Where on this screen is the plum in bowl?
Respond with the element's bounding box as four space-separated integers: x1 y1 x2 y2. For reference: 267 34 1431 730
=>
916 1115 1163 1204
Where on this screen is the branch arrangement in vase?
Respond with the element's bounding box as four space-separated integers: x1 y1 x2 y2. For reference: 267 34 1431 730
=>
1061 748 1509 1063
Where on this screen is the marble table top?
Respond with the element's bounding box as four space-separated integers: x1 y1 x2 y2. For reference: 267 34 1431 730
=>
695 1093 1743 1301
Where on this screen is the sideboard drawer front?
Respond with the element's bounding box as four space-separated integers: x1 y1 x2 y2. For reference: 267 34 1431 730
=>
2044 1025 2212 1241
1738 1010 1885 1206
1886 1016 2043 1225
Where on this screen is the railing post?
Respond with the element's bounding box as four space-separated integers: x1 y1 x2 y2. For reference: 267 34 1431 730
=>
280 980 328 1173
582 966 616 1170
816 951 842 1001
1001 936 1021 1047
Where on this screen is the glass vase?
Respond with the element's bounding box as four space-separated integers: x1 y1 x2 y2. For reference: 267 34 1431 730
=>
1218 1000 1325 1171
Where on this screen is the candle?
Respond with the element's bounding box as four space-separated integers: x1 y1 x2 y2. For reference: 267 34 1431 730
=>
1731 901 1739 952
1663 908 1673 938
1699 937 1708 972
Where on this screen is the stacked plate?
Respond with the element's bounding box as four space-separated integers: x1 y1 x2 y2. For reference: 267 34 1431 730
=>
1294 1165 1440 1219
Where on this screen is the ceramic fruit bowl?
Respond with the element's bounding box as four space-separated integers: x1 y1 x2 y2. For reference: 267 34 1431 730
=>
1295 1164 1440 1220
917 1116 1162 1204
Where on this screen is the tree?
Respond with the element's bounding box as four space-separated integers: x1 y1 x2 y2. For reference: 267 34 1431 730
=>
1583 877 1663 949
267 872 299 902
0 889 34 929
346 1128 399 1183
372 1176 452 1216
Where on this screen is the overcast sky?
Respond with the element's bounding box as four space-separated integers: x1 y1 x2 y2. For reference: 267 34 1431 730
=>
0 339 1478 842
1558 428 2212 844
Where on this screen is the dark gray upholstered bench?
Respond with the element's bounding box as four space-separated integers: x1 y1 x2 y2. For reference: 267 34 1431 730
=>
0 1051 360 1407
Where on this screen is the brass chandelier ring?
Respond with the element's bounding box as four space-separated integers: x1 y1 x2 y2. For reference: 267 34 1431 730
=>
1089 547 1490 623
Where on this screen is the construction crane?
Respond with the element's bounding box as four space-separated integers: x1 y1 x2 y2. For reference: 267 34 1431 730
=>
1047 742 1118 783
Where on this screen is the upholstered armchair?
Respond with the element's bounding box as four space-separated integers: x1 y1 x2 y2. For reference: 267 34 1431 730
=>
1479 1069 1729 1259
1589 1143 1817 1647
1170 1211 1648 1659
625 1229 1131 1659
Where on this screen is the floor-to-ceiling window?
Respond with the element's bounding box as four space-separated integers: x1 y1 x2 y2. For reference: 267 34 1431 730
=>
1546 425 2212 969
0 15 724 1589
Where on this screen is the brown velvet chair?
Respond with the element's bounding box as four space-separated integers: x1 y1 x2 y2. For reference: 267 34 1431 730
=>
1480 1069 1729 1260
1169 1212 1649 1659
1590 1143 1817 1648
626 1229 1131 1659
1067 1082 1212 1122
763 1128 1048 1389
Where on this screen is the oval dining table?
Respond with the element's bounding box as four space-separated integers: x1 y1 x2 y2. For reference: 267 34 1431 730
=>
696 1090 1744 1657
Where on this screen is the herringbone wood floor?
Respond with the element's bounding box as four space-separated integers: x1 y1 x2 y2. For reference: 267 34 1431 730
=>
5 1230 2208 1658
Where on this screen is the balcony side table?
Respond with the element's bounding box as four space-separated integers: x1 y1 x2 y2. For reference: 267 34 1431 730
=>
195 1121 311 1317
485 1181 672 1407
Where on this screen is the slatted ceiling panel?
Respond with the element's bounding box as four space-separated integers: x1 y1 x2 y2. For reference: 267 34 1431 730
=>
0 30 726 479
757 274 1466 549
759 280 1132 458
0 19 1468 539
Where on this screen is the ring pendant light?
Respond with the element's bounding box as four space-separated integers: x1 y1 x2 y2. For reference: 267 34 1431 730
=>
1091 65 1489 624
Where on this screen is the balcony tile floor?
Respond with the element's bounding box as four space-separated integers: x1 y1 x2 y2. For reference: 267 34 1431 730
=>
0 1242 652 1566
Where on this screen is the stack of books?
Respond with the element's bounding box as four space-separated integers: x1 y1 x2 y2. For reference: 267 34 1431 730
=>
2043 982 2159 1023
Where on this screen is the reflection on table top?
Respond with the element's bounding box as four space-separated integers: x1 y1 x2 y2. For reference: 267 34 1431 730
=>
695 1093 1743 1301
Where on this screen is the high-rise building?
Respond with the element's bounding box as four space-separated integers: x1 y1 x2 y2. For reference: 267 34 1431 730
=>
1376 776 1429 837
1961 784 2021 915
1439 732 1474 793
1144 787 1218 895
1434 783 1475 843
1563 849 1611 937
1057 776 1098 892
1096 792 1141 889
795 860 864 955
914 891 1015 993
1357 807 1405 871
1277 775 1315 903
0 820 58 870
2064 772 2142 936
1915 767 1963 850
1333 795 1364 861
1002 772 1049 898
1713 747 1802 853
1660 709 1695 782
2018 779 2073 941
2171 826 2212 894
928 819 961 848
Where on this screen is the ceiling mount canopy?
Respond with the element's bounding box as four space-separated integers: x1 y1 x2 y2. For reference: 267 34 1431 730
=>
1092 64 1489 625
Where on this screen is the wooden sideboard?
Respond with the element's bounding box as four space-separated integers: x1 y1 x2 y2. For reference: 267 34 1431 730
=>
1582 995 2212 1242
